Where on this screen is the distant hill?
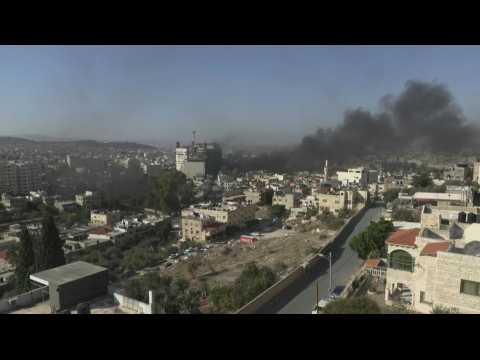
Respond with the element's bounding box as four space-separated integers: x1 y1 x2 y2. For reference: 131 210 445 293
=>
0 136 157 150
0 136 33 144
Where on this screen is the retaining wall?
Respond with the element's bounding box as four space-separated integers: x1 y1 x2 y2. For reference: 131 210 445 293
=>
113 290 153 314
0 286 49 314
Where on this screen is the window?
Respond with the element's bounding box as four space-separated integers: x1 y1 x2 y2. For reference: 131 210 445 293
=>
389 250 414 272
460 280 480 296
420 291 426 303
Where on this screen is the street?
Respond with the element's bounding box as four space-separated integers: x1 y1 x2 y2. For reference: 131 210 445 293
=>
253 204 384 314
278 205 383 313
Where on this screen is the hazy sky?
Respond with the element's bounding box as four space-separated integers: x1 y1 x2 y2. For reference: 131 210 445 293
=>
2 45 480 146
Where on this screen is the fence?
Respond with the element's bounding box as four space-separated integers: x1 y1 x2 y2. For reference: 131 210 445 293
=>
113 290 154 314
0 286 49 314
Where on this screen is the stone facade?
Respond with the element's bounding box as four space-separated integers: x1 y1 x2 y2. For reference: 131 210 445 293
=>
272 192 300 210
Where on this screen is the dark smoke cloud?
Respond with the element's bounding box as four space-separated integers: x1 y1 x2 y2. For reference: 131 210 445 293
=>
225 80 480 172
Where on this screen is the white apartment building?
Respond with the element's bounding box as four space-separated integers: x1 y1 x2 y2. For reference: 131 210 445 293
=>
272 192 300 210
336 167 368 187
181 202 256 227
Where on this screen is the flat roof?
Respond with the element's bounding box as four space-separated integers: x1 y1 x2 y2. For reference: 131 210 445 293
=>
30 261 107 286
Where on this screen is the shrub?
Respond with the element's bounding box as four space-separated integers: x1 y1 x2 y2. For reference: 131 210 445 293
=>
322 296 381 314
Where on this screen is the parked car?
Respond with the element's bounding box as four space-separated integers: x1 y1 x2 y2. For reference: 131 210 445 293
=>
312 298 331 314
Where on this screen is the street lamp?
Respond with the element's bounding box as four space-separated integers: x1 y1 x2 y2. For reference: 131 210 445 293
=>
318 251 333 295
313 251 333 313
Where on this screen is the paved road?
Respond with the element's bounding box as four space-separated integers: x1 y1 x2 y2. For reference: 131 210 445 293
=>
275 205 384 314
252 204 384 314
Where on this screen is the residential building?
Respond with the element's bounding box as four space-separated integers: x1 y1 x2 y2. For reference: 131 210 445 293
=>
473 161 480 184
444 163 468 182
336 167 368 187
316 191 347 214
181 202 256 227
175 139 222 179
90 210 120 227
384 206 480 313
244 190 263 205
181 213 226 242
272 192 300 210
412 188 472 207
0 161 41 194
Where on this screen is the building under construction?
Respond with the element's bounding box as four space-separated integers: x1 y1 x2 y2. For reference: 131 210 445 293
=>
175 131 222 179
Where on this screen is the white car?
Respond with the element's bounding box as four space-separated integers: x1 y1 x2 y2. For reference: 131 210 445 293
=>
312 298 331 314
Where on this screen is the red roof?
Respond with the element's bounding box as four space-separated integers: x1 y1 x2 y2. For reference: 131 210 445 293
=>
420 241 450 257
385 229 419 248
365 258 382 268
90 226 112 235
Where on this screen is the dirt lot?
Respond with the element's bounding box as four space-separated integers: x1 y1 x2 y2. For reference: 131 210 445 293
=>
161 220 338 288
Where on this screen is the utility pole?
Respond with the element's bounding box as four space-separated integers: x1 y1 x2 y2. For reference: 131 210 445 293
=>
328 251 332 295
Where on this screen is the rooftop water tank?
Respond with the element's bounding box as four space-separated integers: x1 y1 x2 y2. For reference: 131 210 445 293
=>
467 213 477 224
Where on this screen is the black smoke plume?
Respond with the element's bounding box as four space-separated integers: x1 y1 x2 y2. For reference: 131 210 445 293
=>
224 80 480 172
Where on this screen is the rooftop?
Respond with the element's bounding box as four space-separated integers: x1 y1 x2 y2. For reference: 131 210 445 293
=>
385 228 420 248
365 258 384 268
30 261 107 287
420 241 451 257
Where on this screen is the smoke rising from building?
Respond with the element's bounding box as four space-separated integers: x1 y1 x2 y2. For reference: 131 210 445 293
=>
225 80 480 171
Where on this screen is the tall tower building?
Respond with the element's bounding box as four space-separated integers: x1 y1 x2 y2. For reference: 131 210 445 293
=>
0 161 41 194
473 161 480 184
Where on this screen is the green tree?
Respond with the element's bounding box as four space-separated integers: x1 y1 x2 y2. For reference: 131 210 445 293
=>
383 189 400 203
124 274 201 314
350 219 393 260
13 227 36 291
412 172 433 188
37 215 65 271
149 170 194 214
322 296 381 314
209 262 277 312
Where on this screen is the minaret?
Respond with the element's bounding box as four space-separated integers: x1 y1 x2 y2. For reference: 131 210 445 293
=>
324 160 328 182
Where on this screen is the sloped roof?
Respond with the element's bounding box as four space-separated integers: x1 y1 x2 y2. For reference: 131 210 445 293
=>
385 229 420 248
420 241 450 257
365 258 383 268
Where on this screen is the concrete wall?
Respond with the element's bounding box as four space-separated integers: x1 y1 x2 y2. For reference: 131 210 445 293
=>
236 268 304 314
0 286 49 314
236 205 369 314
113 290 154 314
